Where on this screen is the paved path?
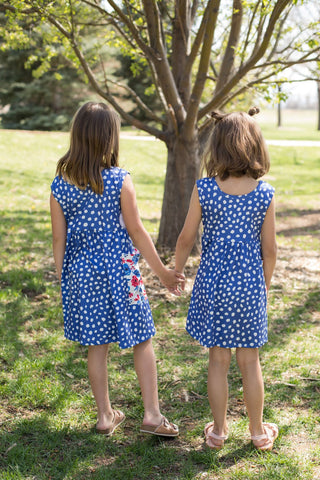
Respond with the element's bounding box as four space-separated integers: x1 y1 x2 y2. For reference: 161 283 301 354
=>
121 134 320 147
266 139 320 147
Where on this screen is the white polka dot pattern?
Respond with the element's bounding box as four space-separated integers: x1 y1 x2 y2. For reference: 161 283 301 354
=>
186 177 275 349
51 168 155 348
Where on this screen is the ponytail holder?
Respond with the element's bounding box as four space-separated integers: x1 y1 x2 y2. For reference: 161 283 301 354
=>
248 106 260 116
210 111 224 123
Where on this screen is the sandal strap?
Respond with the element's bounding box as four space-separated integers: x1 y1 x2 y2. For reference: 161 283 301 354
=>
154 416 178 435
251 423 278 441
204 422 228 441
207 431 228 441
251 433 268 441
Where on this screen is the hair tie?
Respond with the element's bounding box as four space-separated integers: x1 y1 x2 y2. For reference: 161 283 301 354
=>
248 106 260 116
210 111 224 123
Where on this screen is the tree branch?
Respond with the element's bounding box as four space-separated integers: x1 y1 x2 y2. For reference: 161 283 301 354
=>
171 0 193 107
198 0 293 119
70 38 164 138
266 8 291 62
0 2 37 14
107 78 166 125
184 0 221 135
243 0 292 70
142 0 186 126
240 1 260 67
215 0 243 92
249 2 268 61
82 0 151 56
200 48 320 121
185 4 209 75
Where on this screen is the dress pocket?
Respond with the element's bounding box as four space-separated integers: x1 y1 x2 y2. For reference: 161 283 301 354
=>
121 248 148 304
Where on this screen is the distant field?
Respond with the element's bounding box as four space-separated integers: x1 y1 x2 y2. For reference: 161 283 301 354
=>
258 108 320 140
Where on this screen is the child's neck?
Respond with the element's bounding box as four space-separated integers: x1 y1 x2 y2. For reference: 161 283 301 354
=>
215 175 259 196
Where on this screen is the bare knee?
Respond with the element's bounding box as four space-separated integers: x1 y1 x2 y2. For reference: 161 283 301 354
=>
88 343 109 358
236 348 260 373
209 347 231 372
133 338 153 353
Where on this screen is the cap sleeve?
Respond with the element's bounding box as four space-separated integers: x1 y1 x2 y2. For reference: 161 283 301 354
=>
51 175 68 208
260 181 275 210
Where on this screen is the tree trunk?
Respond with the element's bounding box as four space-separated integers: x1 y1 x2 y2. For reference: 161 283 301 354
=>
157 132 201 250
317 80 320 131
277 84 282 128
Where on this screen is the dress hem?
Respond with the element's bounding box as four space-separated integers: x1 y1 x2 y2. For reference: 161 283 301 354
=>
64 332 156 349
186 328 267 349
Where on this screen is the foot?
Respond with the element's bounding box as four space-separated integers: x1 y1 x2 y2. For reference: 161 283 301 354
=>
140 415 179 437
204 422 228 450
251 422 278 451
96 409 125 436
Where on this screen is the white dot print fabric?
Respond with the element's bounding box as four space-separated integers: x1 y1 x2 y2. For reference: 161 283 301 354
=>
51 168 155 348
186 177 275 349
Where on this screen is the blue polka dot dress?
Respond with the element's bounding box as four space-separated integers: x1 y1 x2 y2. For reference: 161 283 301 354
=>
51 168 155 348
186 177 275 349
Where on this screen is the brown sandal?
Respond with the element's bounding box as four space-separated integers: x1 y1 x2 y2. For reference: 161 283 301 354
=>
140 415 179 437
96 409 125 436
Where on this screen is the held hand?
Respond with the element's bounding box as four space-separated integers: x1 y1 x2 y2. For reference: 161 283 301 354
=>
174 270 185 293
159 268 185 296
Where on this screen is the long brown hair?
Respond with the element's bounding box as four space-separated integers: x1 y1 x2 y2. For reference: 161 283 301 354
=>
203 107 270 180
56 102 120 194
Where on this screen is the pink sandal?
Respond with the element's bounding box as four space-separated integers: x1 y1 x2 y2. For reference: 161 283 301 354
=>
251 423 278 451
204 422 228 449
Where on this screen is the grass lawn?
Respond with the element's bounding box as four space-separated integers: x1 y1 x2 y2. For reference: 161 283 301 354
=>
0 117 320 480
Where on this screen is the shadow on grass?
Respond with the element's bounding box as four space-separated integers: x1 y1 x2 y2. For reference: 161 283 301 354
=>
0 415 267 480
1 417 308 480
267 286 320 347
277 208 320 217
0 269 61 353
276 207 320 236
277 225 320 237
0 210 52 261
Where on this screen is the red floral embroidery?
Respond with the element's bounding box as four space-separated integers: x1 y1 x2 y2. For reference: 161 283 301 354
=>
131 275 139 287
122 249 148 304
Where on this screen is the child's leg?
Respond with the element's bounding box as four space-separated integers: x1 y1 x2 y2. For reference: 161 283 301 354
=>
87 344 113 429
207 346 231 436
133 338 162 426
236 347 265 437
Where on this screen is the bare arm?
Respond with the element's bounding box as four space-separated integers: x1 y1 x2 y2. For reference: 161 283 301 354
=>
175 185 202 289
50 193 67 282
261 196 277 291
120 175 183 292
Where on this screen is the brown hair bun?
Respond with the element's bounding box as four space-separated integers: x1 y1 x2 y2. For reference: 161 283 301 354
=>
248 106 260 116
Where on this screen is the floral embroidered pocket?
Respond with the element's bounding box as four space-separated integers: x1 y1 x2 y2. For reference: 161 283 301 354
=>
121 248 148 304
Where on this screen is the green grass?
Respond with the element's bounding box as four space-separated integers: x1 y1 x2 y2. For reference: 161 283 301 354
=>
0 117 320 479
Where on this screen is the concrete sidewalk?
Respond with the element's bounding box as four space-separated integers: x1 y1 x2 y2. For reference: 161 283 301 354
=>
121 134 320 147
266 139 320 147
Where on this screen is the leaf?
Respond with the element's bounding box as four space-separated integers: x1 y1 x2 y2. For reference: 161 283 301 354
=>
6 443 18 454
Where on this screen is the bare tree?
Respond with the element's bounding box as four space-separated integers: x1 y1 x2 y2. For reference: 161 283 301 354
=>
1 0 319 248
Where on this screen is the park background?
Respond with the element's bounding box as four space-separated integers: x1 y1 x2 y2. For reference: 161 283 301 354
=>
1 1 320 478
